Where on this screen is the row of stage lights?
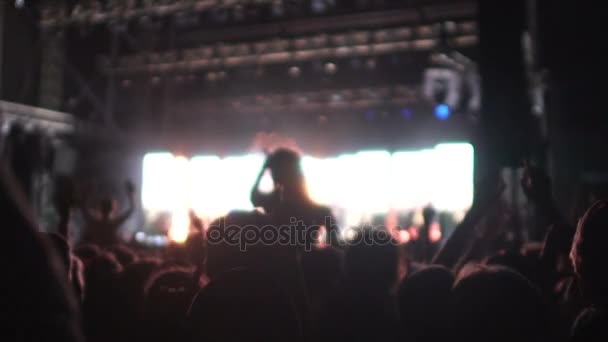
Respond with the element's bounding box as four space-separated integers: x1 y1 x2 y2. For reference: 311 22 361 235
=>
105 22 477 76
117 58 377 88
35 0 389 29
249 105 452 125
83 76 452 122
113 53 473 117
363 105 451 122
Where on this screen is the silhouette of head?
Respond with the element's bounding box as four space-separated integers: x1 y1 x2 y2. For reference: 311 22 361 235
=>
84 252 122 290
206 210 274 279
117 259 162 309
344 229 399 292
486 252 541 287
144 267 195 315
187 268 303 342
266 149 303 190
399 265 454 342
301 246 344 300
81 252 126 341
99 197 116 218
450 265 549 342
571 199 608 306
142 268 196 342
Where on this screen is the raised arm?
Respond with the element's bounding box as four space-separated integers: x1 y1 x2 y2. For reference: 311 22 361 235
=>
432 176 505 269
323 208 341 248
189 209 208 287
56 199 74 239
250 161 273 211
1 161 85 342
112 180 136 226
54 176 74 238
521 162 575 271
78 189 98 224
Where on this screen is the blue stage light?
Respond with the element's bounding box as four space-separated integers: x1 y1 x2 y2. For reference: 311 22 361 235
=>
434 104 450 120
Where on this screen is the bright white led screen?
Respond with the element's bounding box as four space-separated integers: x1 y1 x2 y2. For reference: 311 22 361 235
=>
142 143 474 241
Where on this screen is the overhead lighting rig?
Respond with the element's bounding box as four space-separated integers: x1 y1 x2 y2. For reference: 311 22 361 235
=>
101 21 477 76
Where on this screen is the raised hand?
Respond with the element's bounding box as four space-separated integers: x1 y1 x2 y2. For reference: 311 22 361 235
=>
53 176 75 214
432 173 505 269
470 173 506 215
521 161 552 205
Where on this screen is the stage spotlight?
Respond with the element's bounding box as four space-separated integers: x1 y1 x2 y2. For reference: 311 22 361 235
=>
343 228 357 241
288 66 301 78
434 104 451 120
366 58 376 70
324 62 337 75
398 230 411 244
423 68 461 108
429 222 442 242
206 72 218 82
401 108 412 118
150 76 161 86
15 0 24 9
408 227 420 241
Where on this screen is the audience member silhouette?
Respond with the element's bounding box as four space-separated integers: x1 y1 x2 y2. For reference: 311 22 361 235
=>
251 148 339 247
570 199 608 341
10 141 608 342
142 267 197 342
206 210 284 278
320 229 402 342
450 265 551 342
187 268 304 342
300 246 344 316
206 209 313 339
2 162 84 342
398 265 454 342
113 259 162 342
80 181 136 246
81 252 123 342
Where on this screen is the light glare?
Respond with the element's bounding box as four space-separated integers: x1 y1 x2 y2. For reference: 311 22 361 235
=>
141 143 473 240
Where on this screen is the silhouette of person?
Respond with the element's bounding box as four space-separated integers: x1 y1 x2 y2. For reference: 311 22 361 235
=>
251 149 339 246
398 265 454 342
570 200 608 341
80 181 135 246
319 229 402 342
450 265 551 342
